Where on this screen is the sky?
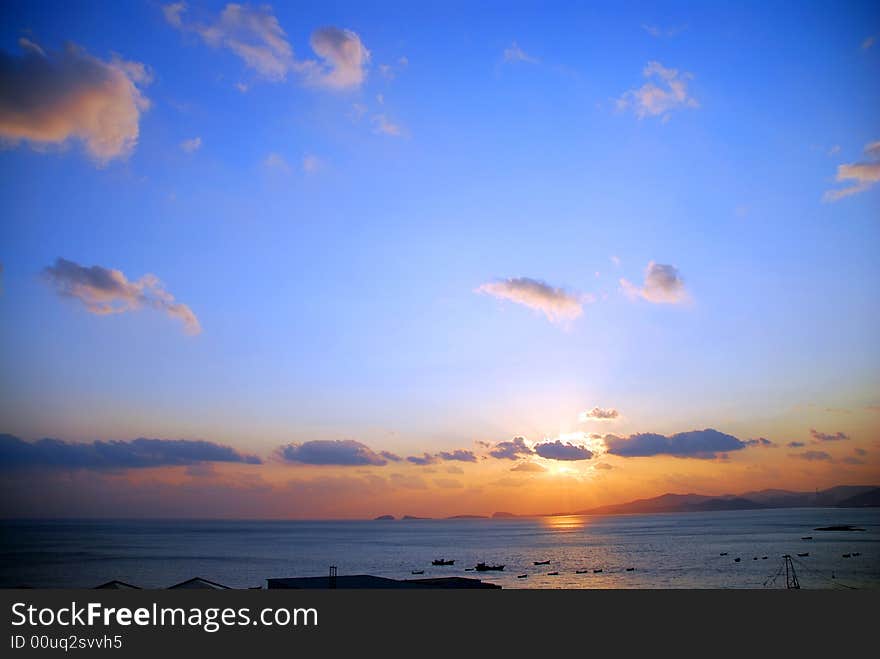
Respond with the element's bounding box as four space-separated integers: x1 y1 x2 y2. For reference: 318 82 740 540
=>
0 0 879 519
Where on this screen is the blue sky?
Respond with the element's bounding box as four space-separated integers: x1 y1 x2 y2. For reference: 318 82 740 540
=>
0 1 878 516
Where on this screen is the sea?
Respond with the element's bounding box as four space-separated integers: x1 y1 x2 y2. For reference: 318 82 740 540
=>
2 508 878 589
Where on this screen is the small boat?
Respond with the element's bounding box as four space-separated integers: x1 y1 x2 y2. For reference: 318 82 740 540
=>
517 574 528 579
547 571 559 576
853 552 861 557
753 557 758 560
411 570 424 575
575 569 589 574
734 558 741 562
801 536 813 540
720 552 728 556
626 567 635 571
797 552 809 557
842 553 851 558
432 559 455 566
533 560 551 566
762 556 768 560
474 562 505 572
593 568 603 573
464 568 474 572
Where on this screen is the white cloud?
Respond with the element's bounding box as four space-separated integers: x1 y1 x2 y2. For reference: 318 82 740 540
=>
824 140 880 201
307 27 370 89
476 277 590 324
617 61 699 120
373 114 402 136
620 261 689 304
503 42 538 64
42 258 201 335
180 136 202 153
164 4 369 89
0 39 150 163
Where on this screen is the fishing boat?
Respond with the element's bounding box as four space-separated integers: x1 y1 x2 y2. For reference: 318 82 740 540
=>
801 536 813 540
547 571 559 576
474 562 505 572
432 559 455 566
842 553 851 558
517 574 528 579
797 552 809 557
626 567 635 571
411 570 424 575
720 552 728 556
593 568 603 573
533 560 551 565
734 558 741 562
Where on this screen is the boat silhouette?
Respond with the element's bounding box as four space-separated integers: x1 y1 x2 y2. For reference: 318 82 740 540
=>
474 562 505 572
593 568 603 573
547 571 559 576
411 570 424 575
517 574 528 579
575 569 589 574
432 559 455 566
797 552 809 557
626 567 635 571
533 560 551 565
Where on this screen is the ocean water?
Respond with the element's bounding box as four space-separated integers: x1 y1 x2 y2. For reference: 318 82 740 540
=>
1 508 878 589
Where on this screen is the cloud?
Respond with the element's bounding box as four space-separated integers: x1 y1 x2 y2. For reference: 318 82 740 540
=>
534 440 593 461
841 456 865 465
264 152 291 172
42 258 201 335
389 473 427 489
594 462 614 470
510 461 546 473
165 5 368 89
0 434 260 469
379 450 402 462
307 27 370 89
642 24 687 38
406 453 437 466
302 153 322 173
617 61 698 120
503 42 537 63
605 428 745 459
437 449 477 463
165 3 295 81
280 440 388 466
580 407 619 421
620 261 688 304
790 450 832 462
787 441 806 448
0 39 150 162
824 140 880 201
476 277 590 324
617 62 700 122
489 437 533 460
744 437 775 448
810 429 849 442
180 136 202 153
854 448 868 457
372 114 402 136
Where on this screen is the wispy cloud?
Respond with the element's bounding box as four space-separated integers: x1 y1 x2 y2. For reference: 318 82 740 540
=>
510 461 546 473
642 24 687 38
823 140 880 201
503 41 538 64
0 39 150 162
406 449 477 465
42 258 201 335
616 61 698 120
372 114 403 136
164 4 369 89
790 450 832 462
809 429 849 442
302 153 322 173
180 136 202 153
579 407 620 421
862 35 876 50
620 262 689 304
0 434 260 469
476 277 591 324
263 152 291 173
744 437 775 448
604 429 744 459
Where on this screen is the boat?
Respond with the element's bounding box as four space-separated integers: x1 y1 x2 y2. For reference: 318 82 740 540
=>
411 570 424 575
533 560 551 565
797 552 809 557
753 557 758 560
762 556 768 560
720 552 728 556
734 558 741 562
517 574 528 579
801 536 813 540
547 571 559 576
593 569 603 573
853 552 861 557
464 568 474 572
842 553 851 558
474 562 505 572
575 569 589 574
626 567 635 571
432 559 455 566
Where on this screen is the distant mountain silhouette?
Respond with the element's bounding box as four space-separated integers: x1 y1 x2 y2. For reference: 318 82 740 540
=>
569 485 879 516
373 514 395 520
491 511 517 518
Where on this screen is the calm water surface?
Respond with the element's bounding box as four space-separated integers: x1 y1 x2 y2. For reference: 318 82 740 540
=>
2 508 878 589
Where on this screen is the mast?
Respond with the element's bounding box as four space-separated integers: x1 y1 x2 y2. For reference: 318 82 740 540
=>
783 555 800 589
